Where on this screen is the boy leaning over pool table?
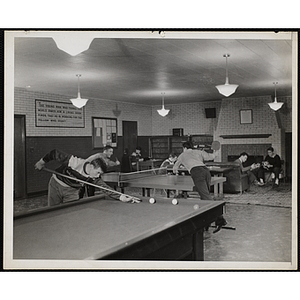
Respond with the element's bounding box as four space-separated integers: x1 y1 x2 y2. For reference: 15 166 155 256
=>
34 149 140 206
173 141 227 233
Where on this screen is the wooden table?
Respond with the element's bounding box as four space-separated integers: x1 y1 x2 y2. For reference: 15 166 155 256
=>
166 165 232 198
102 172 226 199
167 165 233 177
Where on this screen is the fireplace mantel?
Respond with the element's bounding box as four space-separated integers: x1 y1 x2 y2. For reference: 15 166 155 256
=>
220 134 272 139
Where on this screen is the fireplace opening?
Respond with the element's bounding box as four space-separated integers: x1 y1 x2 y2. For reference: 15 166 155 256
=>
221 143 271 163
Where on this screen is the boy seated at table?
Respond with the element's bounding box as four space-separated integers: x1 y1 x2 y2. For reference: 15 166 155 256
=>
160 152 178 171
131 146 144 170
160 152 189 198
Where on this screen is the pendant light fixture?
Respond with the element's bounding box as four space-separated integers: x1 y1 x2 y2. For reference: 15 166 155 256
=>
52 33 94 56
215 54 239 97
268 82 284 111
157 92 170 117
70 74 88 108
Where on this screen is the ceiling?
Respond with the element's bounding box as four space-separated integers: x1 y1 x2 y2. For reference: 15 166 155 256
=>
13 31 293 106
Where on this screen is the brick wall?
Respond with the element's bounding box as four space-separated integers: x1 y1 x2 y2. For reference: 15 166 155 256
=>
151 100 221 136
15 87 153 195
15 87 291 141
215 95 288 163
14 87 292 195
278 96 292 132
14 87 153 137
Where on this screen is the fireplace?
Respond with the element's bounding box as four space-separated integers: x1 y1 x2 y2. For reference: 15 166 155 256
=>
222 143 271 165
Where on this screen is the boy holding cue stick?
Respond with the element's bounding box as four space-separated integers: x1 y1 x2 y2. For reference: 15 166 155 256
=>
173 141 227 233
34 149 140 206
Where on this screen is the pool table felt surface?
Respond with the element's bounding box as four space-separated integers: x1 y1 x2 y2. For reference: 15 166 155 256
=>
14 195 224 260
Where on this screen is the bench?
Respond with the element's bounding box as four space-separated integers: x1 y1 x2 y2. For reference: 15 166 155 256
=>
169 176 226 199
206 162 249 195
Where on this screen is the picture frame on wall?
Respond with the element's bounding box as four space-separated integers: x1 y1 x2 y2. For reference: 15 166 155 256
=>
92 117 117 148
240 109 253 124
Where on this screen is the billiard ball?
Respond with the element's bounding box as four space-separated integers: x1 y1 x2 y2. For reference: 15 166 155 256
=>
172 199 178 205
193 204 199 210
149 198 156 204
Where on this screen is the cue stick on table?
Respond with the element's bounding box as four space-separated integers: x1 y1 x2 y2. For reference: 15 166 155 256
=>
210 225 236 230
42 167 141 202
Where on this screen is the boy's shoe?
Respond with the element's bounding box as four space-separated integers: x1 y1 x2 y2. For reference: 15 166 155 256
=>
213 216 227 233
273 182 280 188
254 180 264 186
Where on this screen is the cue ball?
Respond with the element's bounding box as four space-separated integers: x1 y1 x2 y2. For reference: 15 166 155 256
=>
193 204 200 210
172 199 178 205
149 198 156 204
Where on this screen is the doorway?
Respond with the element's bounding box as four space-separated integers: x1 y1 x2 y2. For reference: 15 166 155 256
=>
122 121 138 155
14 115 27 199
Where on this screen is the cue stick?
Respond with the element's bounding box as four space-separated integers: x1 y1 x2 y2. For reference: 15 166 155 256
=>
210 225 236 230
42 167 141 202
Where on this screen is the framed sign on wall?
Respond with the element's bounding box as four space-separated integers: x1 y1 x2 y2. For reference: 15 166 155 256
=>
92 117 117 148
35 99 85 128
240 109 253 124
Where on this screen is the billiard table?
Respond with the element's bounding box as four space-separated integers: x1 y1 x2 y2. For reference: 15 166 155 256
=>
13 194 225 261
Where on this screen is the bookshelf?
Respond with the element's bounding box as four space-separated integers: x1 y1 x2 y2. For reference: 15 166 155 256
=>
150 137 170 159
150 135 213 159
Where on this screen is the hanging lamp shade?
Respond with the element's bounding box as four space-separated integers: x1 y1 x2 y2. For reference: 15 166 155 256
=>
268 99 284 111
52 33 94 56
157 92 170 117
70 74 88 108
268 82 284 111
215 54 239 97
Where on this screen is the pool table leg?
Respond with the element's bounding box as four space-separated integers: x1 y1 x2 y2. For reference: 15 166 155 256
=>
219 182 224 198
142 188 151 197
193 229 204 260
214 183 218 198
